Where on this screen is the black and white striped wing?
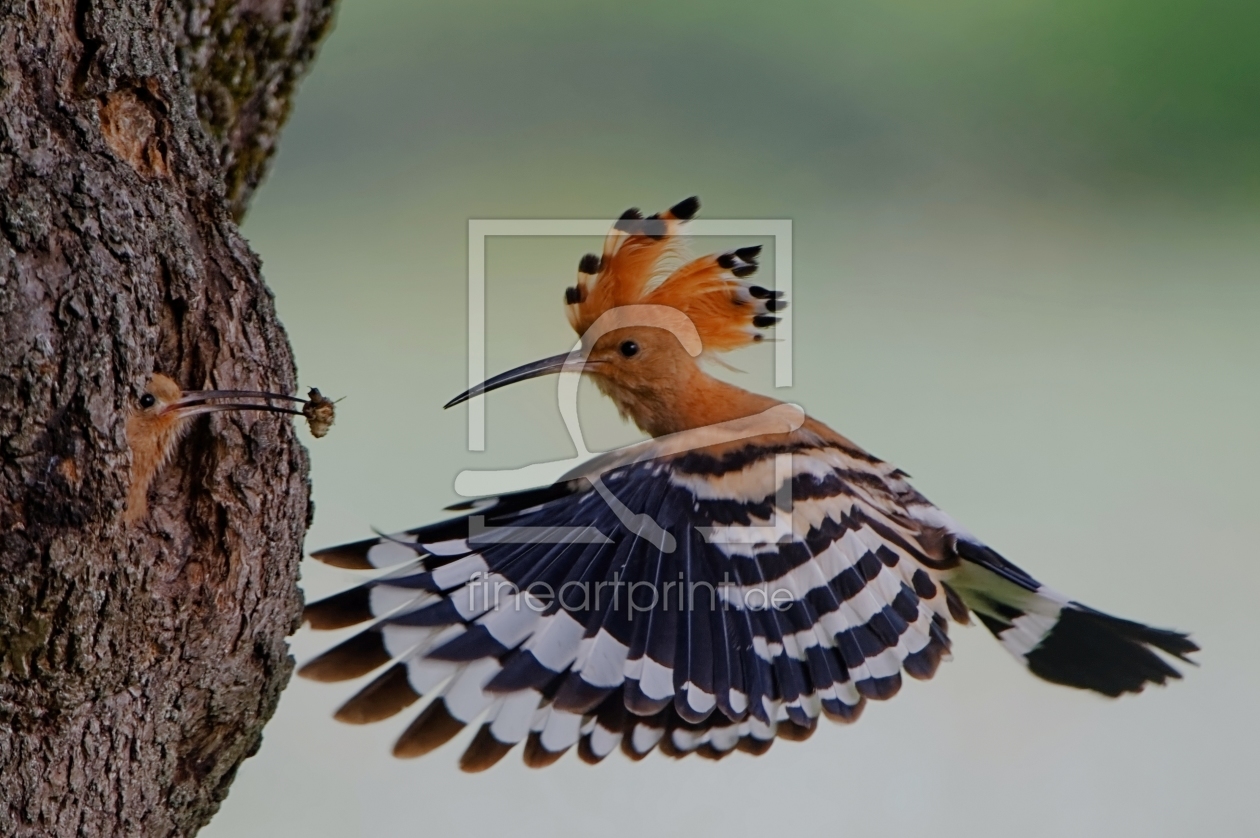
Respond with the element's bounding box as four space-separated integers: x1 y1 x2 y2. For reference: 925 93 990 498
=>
300 443 955 770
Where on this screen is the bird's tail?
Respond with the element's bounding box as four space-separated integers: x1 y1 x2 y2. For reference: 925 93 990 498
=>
943 539 1198 697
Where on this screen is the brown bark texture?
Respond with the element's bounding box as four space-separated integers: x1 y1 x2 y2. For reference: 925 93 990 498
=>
1 0 335 835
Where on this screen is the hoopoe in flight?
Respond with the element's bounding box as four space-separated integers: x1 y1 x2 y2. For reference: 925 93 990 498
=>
299 197 1196 770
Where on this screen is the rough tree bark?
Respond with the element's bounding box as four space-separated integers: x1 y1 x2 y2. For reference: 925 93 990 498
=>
0 0 336 835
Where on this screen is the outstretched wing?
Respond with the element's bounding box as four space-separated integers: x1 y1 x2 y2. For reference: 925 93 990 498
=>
300 435 956 770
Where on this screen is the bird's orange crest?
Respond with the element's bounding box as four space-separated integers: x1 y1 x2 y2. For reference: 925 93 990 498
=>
563 197 785 352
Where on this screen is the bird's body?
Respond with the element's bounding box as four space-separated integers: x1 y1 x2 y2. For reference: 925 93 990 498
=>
300 198 1195 770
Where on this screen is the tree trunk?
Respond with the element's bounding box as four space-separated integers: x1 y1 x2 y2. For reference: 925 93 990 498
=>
0 1 335 835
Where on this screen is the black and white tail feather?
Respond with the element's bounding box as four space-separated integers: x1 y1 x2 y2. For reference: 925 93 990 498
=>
300 433 1197 771
906 505 1196 697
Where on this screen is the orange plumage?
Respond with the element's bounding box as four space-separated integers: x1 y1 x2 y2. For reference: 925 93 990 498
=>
124 374 195 523
564 197 783 354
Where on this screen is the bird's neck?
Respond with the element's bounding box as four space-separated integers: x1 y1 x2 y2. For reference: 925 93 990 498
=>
600 366 781 438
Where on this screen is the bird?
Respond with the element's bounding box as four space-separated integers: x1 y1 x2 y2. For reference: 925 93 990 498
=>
124 374 326 522
298 196 1197 771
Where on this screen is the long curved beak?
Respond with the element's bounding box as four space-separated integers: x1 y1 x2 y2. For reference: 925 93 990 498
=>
169 403 307 419
445 352 588 409
173 389 308 407
168 389 308 419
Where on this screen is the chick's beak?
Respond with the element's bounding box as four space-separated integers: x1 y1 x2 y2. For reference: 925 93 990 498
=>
445 352 595 409
167 389 307 419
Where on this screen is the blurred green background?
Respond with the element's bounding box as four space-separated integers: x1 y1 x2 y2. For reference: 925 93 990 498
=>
206 1 1258 836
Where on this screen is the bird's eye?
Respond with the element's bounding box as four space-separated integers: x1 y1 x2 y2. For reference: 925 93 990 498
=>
139 394 156 409
619 340 639 358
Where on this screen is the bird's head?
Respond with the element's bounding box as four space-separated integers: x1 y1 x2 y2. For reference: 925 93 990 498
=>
127 373 307 458
123 373 308 522
582 325 697 388
446 197 786 436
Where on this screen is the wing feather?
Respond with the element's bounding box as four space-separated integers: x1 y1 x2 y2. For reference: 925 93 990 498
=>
301 438 960 767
